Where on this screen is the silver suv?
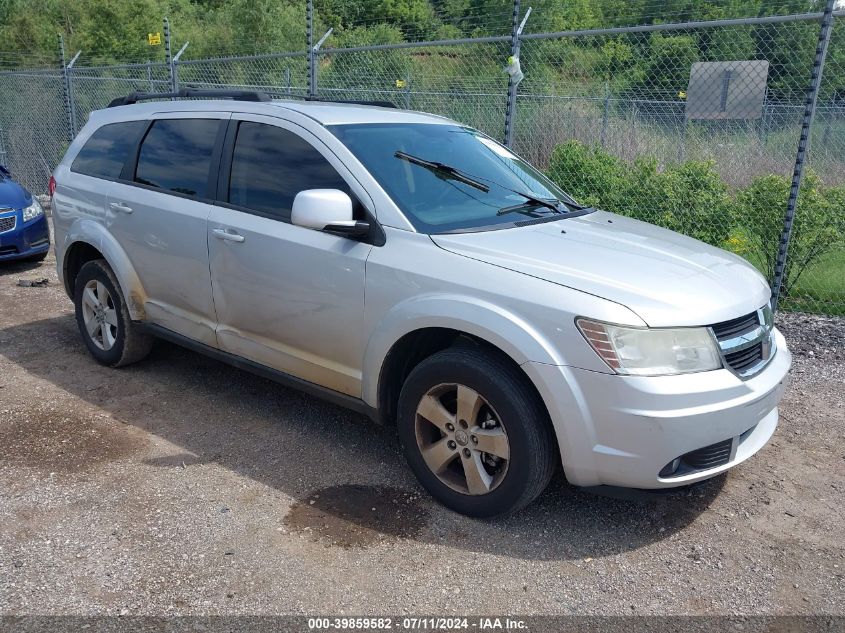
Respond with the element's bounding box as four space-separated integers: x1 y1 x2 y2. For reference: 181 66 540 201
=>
52 90 791 517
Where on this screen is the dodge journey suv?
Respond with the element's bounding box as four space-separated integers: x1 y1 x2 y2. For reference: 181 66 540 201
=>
51 89 791 517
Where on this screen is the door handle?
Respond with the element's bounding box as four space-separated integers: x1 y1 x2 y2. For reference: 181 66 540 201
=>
109 202 133 214
212 228 245 243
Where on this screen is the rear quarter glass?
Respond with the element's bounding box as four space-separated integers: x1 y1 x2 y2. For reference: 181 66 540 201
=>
71 120 148 180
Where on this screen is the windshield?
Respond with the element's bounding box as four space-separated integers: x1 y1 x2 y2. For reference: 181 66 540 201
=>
330 123 578 233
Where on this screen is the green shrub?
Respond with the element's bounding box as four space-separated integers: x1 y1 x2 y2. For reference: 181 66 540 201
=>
546 139 626 209
659 159 734 246
546 140 845 309
736 171 845 298
546 140 733 247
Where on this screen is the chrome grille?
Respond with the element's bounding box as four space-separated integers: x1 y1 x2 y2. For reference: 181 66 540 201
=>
711 312 759 339
710 304 775 378
724 343 765 373
0 214 15 234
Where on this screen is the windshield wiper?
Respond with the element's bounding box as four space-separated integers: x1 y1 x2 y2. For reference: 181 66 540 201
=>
395 151 490 193
394 150 572 215
496 196 562 216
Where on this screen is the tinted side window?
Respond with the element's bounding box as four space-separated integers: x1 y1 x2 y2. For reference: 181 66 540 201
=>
228 122 348 220
71 121 147 179
135 119 220 198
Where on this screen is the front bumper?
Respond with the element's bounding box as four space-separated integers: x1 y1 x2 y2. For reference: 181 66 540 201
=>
525 327 791 489
0 211 50 261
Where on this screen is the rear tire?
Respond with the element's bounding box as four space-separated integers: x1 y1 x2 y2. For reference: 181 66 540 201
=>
397 344 557 517
73 259 153 367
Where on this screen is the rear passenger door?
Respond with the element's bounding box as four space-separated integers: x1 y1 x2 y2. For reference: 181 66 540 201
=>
207 115 373 397
106 113 227 347
61 118 148 246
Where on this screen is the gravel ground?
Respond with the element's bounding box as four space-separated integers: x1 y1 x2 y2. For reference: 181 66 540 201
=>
0 229 843 617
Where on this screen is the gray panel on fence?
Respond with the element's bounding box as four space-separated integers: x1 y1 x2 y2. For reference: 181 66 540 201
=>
685 60 770 120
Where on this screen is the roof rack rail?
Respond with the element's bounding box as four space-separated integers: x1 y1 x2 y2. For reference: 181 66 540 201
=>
107 88 400 109
108 89 272 107
310 99 398 109
268 94 398 109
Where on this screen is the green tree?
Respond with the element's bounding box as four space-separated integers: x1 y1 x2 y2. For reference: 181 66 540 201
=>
215 0 305 53
639 32 699 97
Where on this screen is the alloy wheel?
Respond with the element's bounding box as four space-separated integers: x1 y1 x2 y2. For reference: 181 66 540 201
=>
414 383 510 495
80 279 118 351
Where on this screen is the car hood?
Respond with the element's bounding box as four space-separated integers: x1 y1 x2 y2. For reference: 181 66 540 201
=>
0 177 31 210
431 210 771 327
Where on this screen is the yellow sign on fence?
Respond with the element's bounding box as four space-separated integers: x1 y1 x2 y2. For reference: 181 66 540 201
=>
148 32 162 46
395 79 406 89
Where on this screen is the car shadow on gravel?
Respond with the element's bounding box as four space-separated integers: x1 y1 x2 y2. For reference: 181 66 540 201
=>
0 258 47 275
0 315 725 561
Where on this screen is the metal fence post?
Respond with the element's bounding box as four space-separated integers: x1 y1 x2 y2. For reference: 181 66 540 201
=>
600 81 610 148
503 0 521 147
164 17 175 93
759 87 770 144
58 35 74 143
172 41 189 92
0 126 7 168
771 0 836 311
631 101 638 146
67 51 81 137
307 0 314 97
310 29 333 99
503 5 531 147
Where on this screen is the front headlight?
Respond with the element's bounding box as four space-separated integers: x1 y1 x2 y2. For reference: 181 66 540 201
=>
22 199 43 222
577 318 722 376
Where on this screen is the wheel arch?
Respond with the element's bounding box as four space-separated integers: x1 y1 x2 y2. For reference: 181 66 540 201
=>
364 295 564 426
62 219 148 320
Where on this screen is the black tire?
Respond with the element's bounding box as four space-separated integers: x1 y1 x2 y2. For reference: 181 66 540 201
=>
397 344 558 517
73 259 153 367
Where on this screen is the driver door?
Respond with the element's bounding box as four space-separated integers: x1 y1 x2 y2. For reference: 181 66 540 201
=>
207 115 373 397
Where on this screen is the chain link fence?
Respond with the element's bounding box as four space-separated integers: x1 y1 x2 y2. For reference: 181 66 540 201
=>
70 63 172 132
317 40 512 141
0 3 842 316
0 68 67 196
788 13 845 316
177 52 310 97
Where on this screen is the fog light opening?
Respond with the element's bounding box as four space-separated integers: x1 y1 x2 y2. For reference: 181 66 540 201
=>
659 457 681 478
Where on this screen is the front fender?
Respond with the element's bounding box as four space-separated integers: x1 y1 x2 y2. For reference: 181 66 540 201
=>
62 218 148 320
361 293 564 407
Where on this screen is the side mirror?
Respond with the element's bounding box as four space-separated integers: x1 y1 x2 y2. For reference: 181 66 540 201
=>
291 189 369 237
0 165 10 178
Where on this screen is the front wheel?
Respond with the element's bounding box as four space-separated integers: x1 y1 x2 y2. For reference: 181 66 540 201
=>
397 345 558 517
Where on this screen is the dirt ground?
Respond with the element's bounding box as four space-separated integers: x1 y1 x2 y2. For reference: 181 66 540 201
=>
0 230 843 616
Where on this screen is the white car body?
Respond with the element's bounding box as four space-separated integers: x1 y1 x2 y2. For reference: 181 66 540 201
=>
51 97 791 510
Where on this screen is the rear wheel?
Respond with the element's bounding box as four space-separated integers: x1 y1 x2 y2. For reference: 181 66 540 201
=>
73 259 153 367
397 345 557 517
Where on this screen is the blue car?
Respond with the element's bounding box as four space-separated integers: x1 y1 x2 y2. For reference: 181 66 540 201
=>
0 165 50 263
